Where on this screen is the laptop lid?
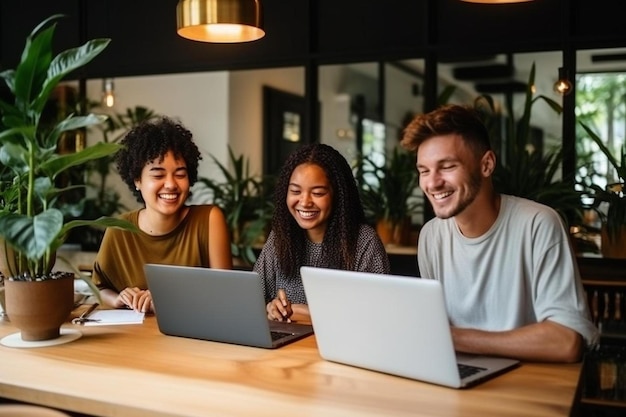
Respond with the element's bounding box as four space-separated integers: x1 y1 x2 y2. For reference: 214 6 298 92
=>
300 266 519 388
144 264 313 349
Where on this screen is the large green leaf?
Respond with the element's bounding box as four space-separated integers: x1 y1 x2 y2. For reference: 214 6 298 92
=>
0 209 63 261
34 177 53 205
40 142 124 180
44 113 107 148
0 125 36 146
13 16 60 115
32 38 111 116
0 142 29 174
61 217 139 236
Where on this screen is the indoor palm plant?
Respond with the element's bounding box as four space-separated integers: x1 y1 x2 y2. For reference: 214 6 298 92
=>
476 63 584 227
195 146 274 266
579 122 626 258
358 146 421 245
0 14 136 341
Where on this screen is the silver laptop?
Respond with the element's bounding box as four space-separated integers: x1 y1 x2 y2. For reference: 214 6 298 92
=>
300 266 519 388
144 264 314 349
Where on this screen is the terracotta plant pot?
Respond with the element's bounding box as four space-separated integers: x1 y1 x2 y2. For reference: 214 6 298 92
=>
0 284 5 318
4 273 75 341
376 217 411 246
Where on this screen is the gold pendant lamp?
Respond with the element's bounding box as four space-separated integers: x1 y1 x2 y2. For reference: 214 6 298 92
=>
177 0 265 43
461 1 533 3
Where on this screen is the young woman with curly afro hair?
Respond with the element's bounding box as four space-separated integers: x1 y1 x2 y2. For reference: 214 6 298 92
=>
92 116 232 313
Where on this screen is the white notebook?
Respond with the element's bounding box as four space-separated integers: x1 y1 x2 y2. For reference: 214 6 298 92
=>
83 309 145 326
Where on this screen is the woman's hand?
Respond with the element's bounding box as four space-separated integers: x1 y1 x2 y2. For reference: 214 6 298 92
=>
266 288 293 322
117 287 154 313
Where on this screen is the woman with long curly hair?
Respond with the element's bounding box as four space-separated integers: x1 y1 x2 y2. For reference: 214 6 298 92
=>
254 143 389 321
92 116 232 313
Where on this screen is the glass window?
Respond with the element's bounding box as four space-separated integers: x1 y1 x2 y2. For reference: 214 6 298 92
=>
576 71 626 190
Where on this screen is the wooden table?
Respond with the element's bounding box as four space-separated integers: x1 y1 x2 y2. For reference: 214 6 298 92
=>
0 314 581 417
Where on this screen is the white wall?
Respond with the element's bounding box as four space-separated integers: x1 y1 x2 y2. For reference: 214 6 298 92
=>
319 65 356 162
83 68 304 209
228 67 305 177
86 72 230 210
79 65 419 210
385 63 423 141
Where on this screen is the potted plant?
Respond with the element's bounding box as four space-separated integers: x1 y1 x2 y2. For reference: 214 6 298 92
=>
0 14 137 342
194 146 275 267
476 63 584 228
579 123 626 258
358 146 422 246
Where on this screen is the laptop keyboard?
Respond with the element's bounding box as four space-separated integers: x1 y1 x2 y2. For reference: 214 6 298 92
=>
270 331 294 341
458 363 487 379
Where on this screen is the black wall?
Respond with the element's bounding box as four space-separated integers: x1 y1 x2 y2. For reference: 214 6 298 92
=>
3 0 624 79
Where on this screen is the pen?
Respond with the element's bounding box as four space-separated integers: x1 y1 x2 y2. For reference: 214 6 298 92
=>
277 289 291 323
277 289 288 307
72 303 100 325
79 303 99 320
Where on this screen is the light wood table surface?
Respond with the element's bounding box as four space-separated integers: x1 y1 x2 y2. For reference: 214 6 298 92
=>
0 313 581 417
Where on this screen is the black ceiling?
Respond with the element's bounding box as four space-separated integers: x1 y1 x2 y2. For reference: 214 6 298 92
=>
1 0 625 79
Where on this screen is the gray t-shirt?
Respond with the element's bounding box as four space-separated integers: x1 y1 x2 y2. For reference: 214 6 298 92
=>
254 223 390 304
418 194 598 345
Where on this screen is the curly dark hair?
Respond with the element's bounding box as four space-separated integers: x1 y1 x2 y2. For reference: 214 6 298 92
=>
115 116 202 203
271 143 365 278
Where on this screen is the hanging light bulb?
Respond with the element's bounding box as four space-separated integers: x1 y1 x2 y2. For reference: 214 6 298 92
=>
102 78 115 108
176 0 265 43
553 67 573 96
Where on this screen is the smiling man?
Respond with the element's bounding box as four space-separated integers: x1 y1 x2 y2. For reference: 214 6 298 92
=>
401 104 597 363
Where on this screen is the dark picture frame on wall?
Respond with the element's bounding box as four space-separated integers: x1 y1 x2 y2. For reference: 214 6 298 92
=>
262 86 314 177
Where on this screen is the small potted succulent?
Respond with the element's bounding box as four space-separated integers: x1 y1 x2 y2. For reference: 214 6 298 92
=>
0 14 136 341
